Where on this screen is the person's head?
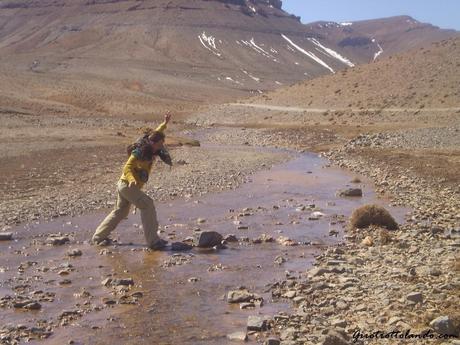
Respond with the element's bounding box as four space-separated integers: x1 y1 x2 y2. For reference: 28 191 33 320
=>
148 131 165 153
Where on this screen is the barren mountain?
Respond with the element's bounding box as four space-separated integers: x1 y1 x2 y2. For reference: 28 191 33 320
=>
0 0 457 117
306 15 458 60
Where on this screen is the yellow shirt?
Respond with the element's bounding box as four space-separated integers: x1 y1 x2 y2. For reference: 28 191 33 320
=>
120 121 167 189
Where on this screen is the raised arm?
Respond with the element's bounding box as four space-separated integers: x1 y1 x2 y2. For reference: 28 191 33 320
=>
155 112 172 133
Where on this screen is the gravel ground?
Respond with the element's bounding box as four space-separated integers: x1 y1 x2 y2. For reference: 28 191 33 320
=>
194 123 343 152
345 126 460 150
249 127 460 345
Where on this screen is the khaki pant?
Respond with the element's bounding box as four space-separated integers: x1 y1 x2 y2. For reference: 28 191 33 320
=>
92 180 160 247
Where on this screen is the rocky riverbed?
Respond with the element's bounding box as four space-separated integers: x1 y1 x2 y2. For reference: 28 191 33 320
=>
188 123 460 345
1 112 459 345
260 150 460 344
235 127 460 345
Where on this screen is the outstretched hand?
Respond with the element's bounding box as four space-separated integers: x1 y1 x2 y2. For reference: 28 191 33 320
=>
164 111 172 124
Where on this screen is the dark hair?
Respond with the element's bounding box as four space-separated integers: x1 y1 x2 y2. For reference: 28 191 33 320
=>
148 131 165 143
126 131 165 160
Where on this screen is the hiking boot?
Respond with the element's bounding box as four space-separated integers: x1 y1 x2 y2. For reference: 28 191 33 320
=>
92 237 115 246
149 238 168 250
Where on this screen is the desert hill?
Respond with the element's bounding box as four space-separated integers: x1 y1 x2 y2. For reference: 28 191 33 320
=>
0 0 457 117
251 37 460 111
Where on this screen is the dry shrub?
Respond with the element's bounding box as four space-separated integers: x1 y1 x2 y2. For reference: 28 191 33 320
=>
350 177 361 183
350 204 398 230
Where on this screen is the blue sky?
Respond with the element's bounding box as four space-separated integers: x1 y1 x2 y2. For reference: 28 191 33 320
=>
282 0 460 31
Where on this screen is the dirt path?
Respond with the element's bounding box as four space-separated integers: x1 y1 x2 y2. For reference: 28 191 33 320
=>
229 103 460 113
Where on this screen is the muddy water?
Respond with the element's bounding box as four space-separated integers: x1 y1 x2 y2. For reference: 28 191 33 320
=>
0 151 407 345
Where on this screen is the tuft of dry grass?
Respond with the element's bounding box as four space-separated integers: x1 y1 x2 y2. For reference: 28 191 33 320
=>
350 204 398 230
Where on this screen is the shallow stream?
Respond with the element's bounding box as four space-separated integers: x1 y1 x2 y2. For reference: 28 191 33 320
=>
0 147 407 345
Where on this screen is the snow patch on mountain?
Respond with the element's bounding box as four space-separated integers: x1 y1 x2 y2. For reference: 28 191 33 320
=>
250 38 272 57
241 38 278 62
198 32 222 57
281 34 335 73
307 38 355 67
372 39 384 60
242 69 261 82
225 76 242 85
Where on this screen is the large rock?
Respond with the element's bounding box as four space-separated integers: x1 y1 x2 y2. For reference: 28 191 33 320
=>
406 292 423 304
247 315 267 331
46 236 70 245
227 290 254 303
430 316 459 336
0 232 13 241
338 188 362 197
196 231 223 248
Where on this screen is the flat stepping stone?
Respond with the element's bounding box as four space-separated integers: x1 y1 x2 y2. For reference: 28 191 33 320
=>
171 242 193 251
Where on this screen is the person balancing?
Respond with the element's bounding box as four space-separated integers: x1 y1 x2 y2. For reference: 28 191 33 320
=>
92 113 172 249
